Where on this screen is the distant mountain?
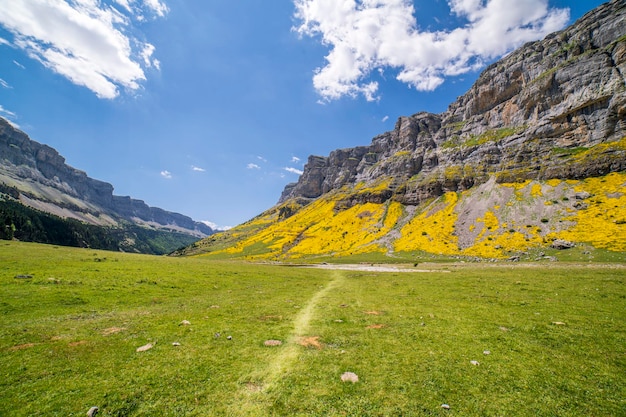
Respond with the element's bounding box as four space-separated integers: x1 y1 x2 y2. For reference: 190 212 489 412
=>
0 117 214 253
182 0 626 260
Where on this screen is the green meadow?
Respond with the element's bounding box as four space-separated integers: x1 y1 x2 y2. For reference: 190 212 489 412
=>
1 241 625 416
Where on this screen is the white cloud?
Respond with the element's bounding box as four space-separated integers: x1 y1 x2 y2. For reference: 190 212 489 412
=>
13 60 26 69
291 156 301 163
191 165 206 172
382 115 389 122
257 155 267 163
0 105 16 117
140 43 157 68
201 220 218 229
0 0 168 99
160 170 172 179
0 105 19 127
247 163 261 170
0 78 11 89
284 167 304 175
293 0 569 101
111 0 168 19
201 220 231 231
113 0 132 13
143 0 169 17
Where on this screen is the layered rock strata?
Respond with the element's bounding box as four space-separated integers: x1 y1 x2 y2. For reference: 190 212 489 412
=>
0 117 212 237
279 0 626 207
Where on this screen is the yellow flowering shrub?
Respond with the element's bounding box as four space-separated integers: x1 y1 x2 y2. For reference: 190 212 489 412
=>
204 171 626 260
394 192 459 255
482 211 500 231
461 210 533 258
383 201 403 229
553 172 626 251
213 182 404 259
531 183 543 197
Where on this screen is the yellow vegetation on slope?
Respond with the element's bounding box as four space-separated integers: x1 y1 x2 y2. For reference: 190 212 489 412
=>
394 192 459 255
211 188 403 259
282 201 386 257
551 172 626 251
198 171 626 260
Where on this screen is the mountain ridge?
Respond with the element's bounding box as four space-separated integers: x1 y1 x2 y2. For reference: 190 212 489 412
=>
279 0 625 206
0 117 213 239
183 0 626 260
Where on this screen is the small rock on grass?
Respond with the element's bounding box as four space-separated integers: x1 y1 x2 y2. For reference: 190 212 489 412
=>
340 372 359 383
86 406 99 416
483 350 491 355
172 342 181 346
136 343 153 352
264 340 282 347
441 404 450 410
470 360 480 366
180 320 191 326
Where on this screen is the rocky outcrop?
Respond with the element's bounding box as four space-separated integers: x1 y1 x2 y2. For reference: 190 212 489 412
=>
279 0 626 206
0 117 213 237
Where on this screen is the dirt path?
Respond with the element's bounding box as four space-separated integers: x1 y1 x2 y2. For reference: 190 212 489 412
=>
306 263 450 273
228 270 345 415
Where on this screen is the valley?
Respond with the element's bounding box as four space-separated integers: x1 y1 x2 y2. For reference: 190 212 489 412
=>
1 241 624 416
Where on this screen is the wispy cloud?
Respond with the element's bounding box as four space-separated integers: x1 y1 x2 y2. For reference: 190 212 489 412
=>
191 165 206 172
0 105 16 118
13 60 25 69
382 115 389 123
143 0 169 17
293 0 569 101
160 170 172 179
291 156 301 163
0 105 19 127
284 167 304 175
247 163 261 170
0 0 168 99
257 156 268 163
113 0 133 14
0 78 11 89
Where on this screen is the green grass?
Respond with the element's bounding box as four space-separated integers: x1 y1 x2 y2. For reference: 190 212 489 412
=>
1 241 625 416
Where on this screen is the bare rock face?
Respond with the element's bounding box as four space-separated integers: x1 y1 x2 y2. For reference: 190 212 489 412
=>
280 0 626 206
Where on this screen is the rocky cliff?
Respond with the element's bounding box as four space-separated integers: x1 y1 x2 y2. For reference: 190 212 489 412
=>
279 0 626 207
0 117 213 237
183 1 625 261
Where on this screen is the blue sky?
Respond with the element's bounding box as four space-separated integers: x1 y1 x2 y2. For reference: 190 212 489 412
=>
0 0 606 229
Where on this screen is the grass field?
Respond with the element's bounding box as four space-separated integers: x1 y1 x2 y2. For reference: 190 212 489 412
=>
1 241 625 416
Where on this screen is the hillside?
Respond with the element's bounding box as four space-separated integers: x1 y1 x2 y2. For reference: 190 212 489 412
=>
0 118 213 253
182 0 626 261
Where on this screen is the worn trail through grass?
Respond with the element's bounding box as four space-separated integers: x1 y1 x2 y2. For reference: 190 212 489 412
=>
229 270 345 415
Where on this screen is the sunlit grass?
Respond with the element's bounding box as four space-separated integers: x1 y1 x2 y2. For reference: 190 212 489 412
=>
1 241 625 416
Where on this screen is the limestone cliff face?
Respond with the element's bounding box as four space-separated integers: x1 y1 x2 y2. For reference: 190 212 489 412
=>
280 0 626 206
0 118 213 237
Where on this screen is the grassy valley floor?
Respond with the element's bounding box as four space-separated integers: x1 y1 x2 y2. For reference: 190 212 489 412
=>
1 241 624 416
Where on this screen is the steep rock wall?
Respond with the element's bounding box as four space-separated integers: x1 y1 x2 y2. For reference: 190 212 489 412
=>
279 0 626 207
